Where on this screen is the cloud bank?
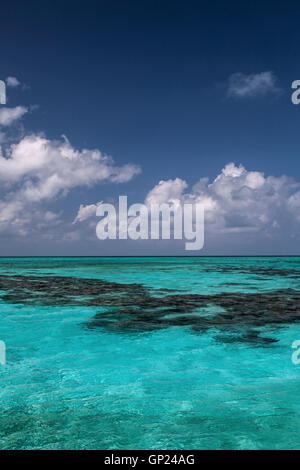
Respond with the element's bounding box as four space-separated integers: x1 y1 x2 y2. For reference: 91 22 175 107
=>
74 162 300 252
144 163 298 236
1 73 298 254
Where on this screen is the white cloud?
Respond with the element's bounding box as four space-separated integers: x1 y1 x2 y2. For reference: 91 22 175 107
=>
0 134 140 235
0 134 140 197
73 202 103 224
145 178 187 206
227 72 280 99
144 163 299 235
6 77 21 88
0 106 28 126
74 163 300 250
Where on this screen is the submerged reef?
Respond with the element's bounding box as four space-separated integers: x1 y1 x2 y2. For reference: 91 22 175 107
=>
0 274 300 344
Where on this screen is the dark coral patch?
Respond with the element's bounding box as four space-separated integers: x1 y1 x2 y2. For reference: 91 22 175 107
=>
0 274 300 343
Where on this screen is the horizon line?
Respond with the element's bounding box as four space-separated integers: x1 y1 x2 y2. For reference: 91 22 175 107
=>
0 255 300 258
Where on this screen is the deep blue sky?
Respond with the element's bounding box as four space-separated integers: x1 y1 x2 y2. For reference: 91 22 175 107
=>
1 1 300 255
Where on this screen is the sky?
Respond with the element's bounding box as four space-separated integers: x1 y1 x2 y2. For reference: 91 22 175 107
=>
1 0 300 255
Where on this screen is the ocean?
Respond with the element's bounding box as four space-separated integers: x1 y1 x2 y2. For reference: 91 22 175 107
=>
1 256 300 449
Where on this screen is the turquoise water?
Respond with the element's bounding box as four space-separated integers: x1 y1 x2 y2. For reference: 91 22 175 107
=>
1 256 300 449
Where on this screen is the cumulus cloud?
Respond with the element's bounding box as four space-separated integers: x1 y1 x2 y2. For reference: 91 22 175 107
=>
0 134 140 195
145 178 187 206
74 163 300 251
143 163 299 236
6 76 21 88
0 133 140 235
227 72 280 99
0 106 28 126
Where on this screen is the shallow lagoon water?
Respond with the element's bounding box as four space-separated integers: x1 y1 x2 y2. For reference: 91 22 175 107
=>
1 257 300 449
